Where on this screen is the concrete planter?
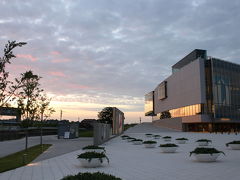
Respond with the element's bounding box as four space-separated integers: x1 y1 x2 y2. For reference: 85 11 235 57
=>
83 149 105 153
227 144 240 150
163 138 171 142
127 139 135 142
144 143 157 148
154 136 161 139
133 141 143 145
176 140 187 144
160 147 178 153
145 134 153 138
79 158 105 168
193 153 220 162
197 142 209 146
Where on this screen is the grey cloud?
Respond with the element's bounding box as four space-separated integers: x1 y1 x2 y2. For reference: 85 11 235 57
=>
1 0 240 115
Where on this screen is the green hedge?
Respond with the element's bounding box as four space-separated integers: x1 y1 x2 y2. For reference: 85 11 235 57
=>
61 172 122 180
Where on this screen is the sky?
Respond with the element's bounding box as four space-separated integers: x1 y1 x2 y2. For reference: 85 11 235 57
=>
0 0 240 123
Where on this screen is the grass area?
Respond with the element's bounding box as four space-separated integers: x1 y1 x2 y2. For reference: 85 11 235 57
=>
0 144 51 173
79 130 93 137
124 123 138 131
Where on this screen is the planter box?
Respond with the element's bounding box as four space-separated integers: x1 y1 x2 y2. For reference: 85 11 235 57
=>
127 139 134 142
163 138 171 142
83 149 105 153
154 136 160 139
144 143 156 148
145 135 153 138
122 137 128 140
133 141 143 145
193 153 220 162
228 144 240 150
176 140 187 144
79 158 105 168
160 147 178 153
197 142 209 146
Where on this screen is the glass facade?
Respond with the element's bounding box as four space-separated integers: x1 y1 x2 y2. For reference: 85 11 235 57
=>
156 104 202 119
211 58 240 120
144 91 155 116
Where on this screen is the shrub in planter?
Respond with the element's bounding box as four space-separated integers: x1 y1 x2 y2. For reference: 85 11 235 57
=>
190 147 225 162
77 152 109 167
126 137 136 142
159 143 178 153
82 145 105 153
226 141 240 150
175 138 188 144
132 139 143 145
121 135 129 140
145 133 153 138
143 140 157 148
162 136 172 141
154 135 161 139
196 139 212 146
61 172 122 180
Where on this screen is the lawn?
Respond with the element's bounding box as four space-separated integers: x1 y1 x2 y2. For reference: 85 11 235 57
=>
0 144 51 173
79 130 93 137
124 123 137 131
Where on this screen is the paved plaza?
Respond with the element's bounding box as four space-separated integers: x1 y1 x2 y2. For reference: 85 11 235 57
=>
1 123 240 180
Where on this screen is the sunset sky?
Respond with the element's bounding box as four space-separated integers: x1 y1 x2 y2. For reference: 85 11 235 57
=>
0 0 240 123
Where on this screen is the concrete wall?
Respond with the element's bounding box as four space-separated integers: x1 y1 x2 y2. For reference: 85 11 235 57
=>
112 108 124 135
153 117 182 131
93 123 111 145
154 58 206 114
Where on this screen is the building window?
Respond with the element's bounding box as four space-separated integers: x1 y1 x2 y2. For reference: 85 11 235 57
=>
158 81 167 100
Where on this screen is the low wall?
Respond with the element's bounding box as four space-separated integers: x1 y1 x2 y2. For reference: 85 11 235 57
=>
93 123 111 145
153 117 183 131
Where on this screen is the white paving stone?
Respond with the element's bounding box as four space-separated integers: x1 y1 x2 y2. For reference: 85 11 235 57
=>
1 124 240 180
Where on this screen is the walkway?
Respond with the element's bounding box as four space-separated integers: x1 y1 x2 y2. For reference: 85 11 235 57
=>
0 135 93 162
1 123 240 180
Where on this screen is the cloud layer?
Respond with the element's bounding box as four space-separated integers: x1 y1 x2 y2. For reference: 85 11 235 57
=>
1 0 240 122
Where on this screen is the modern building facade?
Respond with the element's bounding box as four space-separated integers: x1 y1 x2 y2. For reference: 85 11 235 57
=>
145 49 240 132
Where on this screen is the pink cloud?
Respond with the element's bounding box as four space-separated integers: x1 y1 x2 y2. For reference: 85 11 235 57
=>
51 58 71 63
49 71 67 77
69 84 91 89
16 54 38 62
51 51 61 55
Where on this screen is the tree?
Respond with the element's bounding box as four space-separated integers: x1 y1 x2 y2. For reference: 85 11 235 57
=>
38 94 55 147
160 111 171 119
98 107 113 124
17 70 43 122
0 41 27 107
17 70 43 150
38 94 55 121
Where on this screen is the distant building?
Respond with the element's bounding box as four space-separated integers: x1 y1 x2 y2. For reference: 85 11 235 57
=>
145 49 240 132
0 107 21 121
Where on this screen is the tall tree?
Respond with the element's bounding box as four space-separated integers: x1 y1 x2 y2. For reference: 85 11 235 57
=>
98 107 113 124
17 70 43 122
38 94 55 147
17 70 43 150
0 41 27 107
